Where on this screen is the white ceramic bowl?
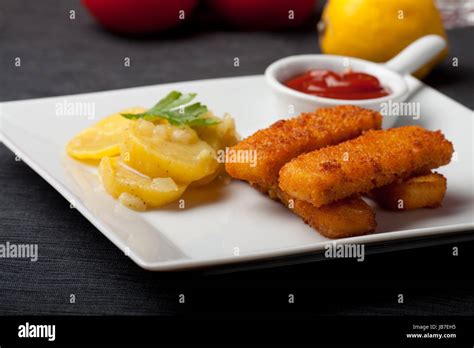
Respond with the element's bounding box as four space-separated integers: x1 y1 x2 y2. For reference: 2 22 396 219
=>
265 35 446 128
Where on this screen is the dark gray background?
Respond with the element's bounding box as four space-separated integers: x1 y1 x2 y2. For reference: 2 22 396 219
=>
1 0 473 316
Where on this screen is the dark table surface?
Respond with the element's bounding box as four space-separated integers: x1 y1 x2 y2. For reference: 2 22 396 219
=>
1 0 473 316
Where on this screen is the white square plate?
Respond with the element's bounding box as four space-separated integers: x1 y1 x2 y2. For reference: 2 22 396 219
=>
1 75 473 271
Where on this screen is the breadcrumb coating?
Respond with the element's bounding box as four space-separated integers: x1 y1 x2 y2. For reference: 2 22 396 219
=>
370 172 447 210
274 188 376 239
279 126 453 207
225 105 382 188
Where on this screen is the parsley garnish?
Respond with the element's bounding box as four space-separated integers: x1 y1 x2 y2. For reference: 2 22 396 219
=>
121 91 220 126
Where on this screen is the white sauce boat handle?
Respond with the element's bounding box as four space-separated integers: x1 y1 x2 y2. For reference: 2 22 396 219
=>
384 35 447 75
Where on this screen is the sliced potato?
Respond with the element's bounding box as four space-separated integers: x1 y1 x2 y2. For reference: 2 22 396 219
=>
99 156 187 209
66 107 145 160
121 120 218 183
193 113 240 151
191 113 240 187
371 172 447 210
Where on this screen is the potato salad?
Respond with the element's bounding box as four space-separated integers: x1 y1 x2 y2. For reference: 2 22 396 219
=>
66 91 239 210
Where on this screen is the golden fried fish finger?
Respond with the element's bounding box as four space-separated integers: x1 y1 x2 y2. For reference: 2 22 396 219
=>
279 126 453 207
225 105 382 189
275 188 376 239
370 172 447 210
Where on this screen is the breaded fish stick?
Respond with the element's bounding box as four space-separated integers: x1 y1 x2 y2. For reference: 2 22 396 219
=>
275 189 376 239
370 172 447 210
279 126 453 207
225 105 382 189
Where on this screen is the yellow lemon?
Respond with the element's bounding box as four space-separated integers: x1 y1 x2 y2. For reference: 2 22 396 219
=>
98 156 187 209
121 119 219 183
319 0 448 79
66 107 145 160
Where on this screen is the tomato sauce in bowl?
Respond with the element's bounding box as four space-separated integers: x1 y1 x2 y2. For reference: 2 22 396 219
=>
284 69 390 100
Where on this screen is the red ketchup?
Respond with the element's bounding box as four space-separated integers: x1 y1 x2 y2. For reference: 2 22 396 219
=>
284 69 390 100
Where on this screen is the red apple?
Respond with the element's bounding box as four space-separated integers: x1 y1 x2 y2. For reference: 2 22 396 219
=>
82 0 198 34
208 0 316 30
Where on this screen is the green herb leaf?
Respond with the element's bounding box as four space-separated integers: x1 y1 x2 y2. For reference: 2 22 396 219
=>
121 91 220 127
